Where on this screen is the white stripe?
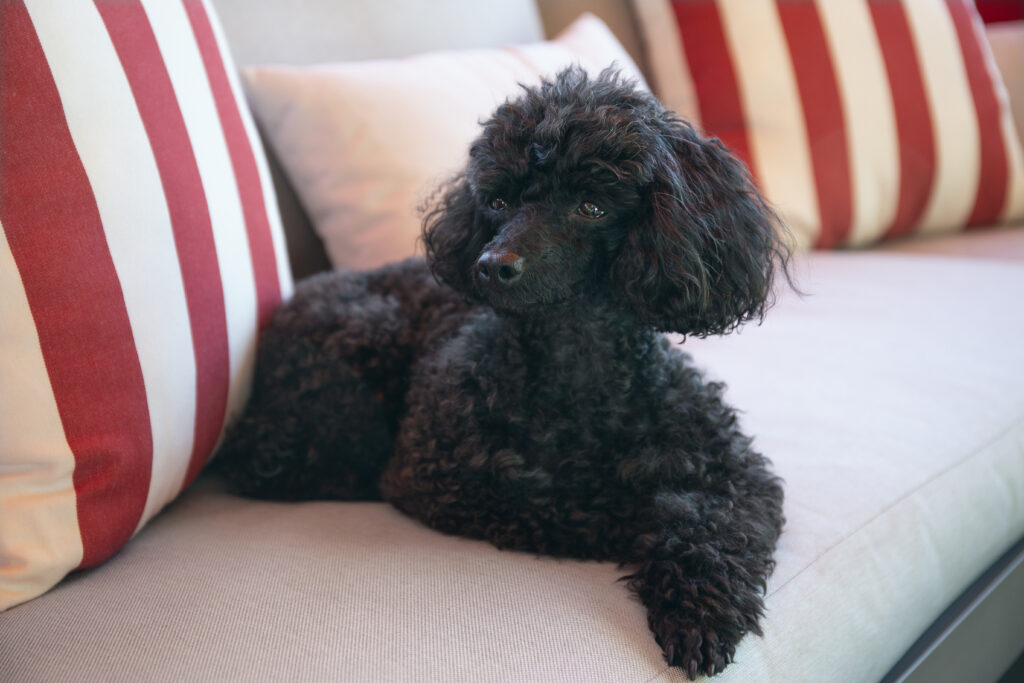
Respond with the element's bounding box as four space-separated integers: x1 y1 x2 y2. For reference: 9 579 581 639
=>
904 0 979 234
201 0 294 301
999 99 1024 223
816 0 901 245
632 0 701 126
143 0 258 486
25 0 197 530
0 228 84 610
720 0 819 248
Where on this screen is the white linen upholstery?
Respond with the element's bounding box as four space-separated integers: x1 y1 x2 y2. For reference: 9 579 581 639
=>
2 250 1022 682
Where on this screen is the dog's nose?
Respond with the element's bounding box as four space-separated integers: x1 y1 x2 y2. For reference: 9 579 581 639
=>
476 250 525 289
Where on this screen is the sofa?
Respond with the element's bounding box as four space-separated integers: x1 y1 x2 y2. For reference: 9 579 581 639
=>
2 0 1023 681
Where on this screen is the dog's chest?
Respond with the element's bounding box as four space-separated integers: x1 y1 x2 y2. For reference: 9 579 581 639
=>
477 328 663 470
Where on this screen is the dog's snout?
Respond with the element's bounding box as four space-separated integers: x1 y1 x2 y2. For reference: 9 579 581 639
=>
476 250 525 289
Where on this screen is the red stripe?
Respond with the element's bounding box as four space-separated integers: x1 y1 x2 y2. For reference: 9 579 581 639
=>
184 0 283 335
669 0 757 179
975 0 1024 23
776 1 853 248
1 1 151 568
870 1 937 240
947 0 1010 226
96 1 229 487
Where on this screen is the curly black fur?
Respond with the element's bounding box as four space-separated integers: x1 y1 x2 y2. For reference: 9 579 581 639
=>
217 67 791 679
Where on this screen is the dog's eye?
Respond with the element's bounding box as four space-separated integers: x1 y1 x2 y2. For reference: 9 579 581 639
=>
490 198 509 211
576 201 606 219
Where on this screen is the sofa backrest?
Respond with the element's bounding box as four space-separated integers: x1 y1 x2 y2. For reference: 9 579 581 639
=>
212 0 545 65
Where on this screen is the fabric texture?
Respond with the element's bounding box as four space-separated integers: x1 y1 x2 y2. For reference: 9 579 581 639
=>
632 0 1024 249
0 0 293 610
243 13 646 271
1 251 1022 682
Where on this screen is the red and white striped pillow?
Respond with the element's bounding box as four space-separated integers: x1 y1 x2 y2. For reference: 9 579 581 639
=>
0 0 292 609
634 0 1024 248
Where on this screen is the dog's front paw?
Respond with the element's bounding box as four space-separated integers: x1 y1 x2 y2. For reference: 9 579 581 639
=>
649 610 736 680
633 570 765 680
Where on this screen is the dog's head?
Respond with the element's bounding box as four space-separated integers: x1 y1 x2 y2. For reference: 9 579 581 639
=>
422 67 791 336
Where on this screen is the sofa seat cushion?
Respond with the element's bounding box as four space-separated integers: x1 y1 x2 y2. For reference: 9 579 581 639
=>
679 250 1024 680
0 485 674 682
1 250 1022 682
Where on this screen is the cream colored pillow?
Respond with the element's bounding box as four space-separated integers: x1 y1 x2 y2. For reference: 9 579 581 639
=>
243 13 646 270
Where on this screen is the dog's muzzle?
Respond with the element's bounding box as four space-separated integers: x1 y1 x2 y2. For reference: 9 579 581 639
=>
475 249 525 291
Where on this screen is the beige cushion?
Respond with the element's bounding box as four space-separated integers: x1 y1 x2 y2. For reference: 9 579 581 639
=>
208 0 547 279
2 250 1022 682
242 14 645 271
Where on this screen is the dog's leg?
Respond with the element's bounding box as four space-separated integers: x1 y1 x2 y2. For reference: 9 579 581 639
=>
216 357 396 501
216 271 419 501
626 457 783 679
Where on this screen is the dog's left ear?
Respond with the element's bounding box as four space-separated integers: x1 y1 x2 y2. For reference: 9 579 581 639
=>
421 174 488 297
611 118 792 336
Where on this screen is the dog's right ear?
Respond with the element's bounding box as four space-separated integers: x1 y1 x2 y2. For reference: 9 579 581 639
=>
421 175 487 296
610 119 792 336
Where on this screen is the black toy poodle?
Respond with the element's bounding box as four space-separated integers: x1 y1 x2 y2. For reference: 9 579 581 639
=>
217 67 791 679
